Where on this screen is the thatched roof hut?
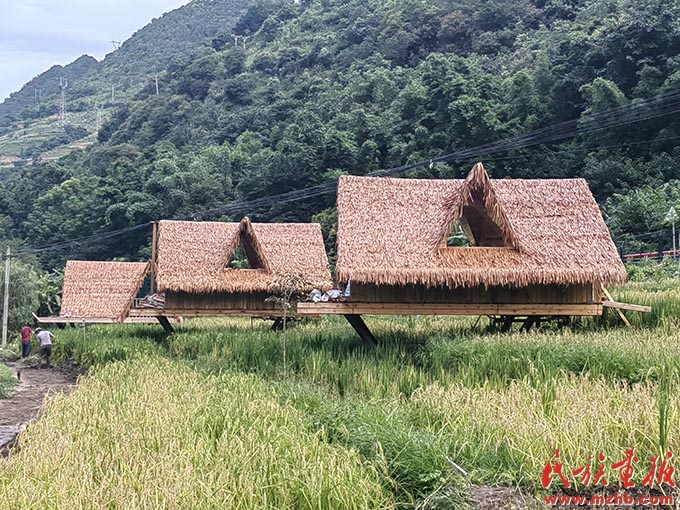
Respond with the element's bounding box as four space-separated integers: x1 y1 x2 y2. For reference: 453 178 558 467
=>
156 217 333 296
336 163 626 290
60 261 150 322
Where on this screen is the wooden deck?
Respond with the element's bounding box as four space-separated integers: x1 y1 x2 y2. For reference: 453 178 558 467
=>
297 302 604 316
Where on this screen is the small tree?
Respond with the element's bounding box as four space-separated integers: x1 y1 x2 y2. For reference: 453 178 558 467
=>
0 257 40 335
266 273 307 373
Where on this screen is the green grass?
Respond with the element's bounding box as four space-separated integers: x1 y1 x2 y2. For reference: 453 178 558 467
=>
0 363 16 398
4 280 680 507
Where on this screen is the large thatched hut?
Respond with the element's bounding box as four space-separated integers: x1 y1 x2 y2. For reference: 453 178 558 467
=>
58 260 150 322
155 217 333 316
325 162 626 317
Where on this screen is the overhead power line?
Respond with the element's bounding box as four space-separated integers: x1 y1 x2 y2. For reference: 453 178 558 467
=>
13 87 680 256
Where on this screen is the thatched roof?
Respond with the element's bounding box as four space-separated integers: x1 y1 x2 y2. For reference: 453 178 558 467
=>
336 163 627 288
60 261 149 321
156 217 333 294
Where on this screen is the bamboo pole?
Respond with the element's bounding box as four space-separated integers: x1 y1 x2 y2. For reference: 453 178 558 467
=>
600 284 631 327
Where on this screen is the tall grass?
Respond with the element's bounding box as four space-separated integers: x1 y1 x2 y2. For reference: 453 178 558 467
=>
0 363 16 398
0 358 393 510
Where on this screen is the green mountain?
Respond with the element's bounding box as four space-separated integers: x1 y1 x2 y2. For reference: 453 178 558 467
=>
0 0 253 165
3 0 680 270
0 55 99 124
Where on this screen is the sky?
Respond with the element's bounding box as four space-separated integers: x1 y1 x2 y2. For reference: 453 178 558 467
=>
0 0 193 102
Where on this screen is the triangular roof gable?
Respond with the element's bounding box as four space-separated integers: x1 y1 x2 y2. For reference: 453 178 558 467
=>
223 217 271 272
60 261 150 322
440 162 519 250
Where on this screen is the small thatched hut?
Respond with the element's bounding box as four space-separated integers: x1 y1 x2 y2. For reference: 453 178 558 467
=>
155 217 333 316
332 162 626 316
59 260 150 322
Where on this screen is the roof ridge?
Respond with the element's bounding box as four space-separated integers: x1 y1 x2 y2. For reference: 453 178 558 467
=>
235 217 272 272
440 162 520 251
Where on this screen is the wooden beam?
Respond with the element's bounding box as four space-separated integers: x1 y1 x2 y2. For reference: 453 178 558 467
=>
343 315 377 347
602 301 652 313
600 285 631 327
297 302 603 316
33 315 179 325
130 307 322 319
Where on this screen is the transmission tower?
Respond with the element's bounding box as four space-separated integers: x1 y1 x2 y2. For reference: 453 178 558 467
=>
153 75 160 95
58 78 68 127
34 88 42 103
111 40 122 50
242 36 249 50
231 34 239 46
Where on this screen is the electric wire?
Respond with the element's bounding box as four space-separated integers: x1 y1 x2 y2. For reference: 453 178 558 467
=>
12 88 680 256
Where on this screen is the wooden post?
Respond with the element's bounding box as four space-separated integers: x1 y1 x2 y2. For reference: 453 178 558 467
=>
343 314 377 347
157 316 174 335
2 247 9 348
150 222 158 294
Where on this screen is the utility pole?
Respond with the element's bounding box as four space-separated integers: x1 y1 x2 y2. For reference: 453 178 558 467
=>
2 247 9 349
666 206 679 272
151 222 158 294
59 78 68 127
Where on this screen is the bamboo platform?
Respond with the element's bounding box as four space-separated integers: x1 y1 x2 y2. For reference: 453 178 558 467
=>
296 302 604 316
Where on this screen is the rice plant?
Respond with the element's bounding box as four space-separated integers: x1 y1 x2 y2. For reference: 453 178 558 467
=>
0 358 393 510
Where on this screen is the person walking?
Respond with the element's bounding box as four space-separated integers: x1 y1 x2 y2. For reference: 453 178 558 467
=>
35 328 55 369
20 325 33 358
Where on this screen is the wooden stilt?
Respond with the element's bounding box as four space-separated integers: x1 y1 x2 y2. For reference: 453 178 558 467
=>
343 314 377 347
500 316 514 333
157 316 174 334
521 315 540 332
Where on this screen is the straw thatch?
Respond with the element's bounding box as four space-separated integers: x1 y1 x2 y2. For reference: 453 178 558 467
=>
60 261 150 321
336 163 627 289
156 217 333 294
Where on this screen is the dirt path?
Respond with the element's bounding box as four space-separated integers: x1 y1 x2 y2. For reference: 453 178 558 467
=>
0 361 82 453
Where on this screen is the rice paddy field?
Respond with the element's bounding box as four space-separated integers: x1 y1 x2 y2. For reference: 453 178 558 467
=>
1 281 680 509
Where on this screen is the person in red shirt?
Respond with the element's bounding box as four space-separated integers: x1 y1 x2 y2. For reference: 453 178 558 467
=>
20 325 33 358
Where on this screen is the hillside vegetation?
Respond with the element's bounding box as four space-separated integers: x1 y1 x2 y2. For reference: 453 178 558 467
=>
2 0 680 271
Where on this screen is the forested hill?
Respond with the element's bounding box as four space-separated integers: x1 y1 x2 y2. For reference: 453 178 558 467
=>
0 0 252 124
3 0 680 271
